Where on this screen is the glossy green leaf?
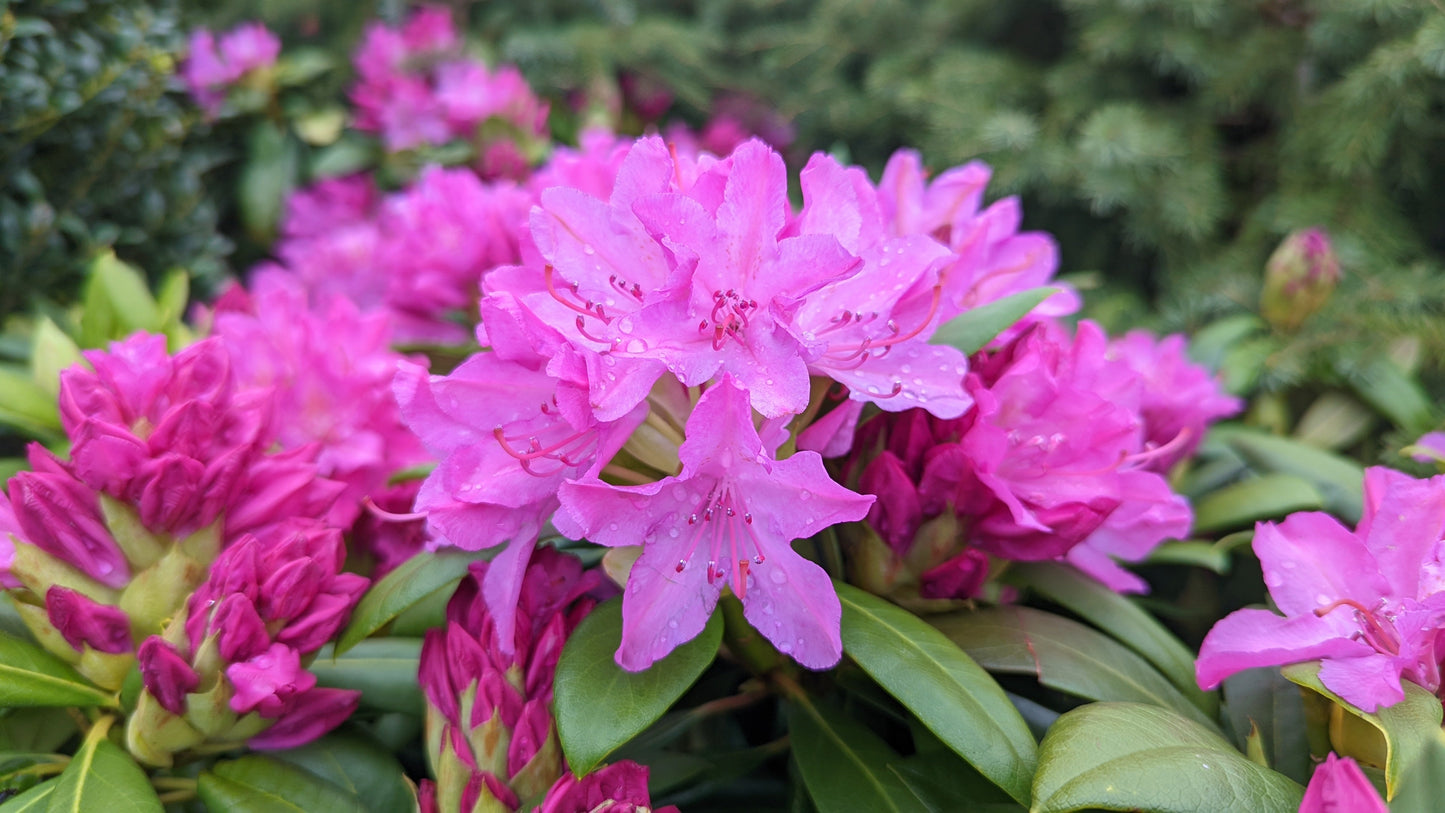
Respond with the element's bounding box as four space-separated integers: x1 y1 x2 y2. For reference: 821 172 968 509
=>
335 550 487 655
787 696 927 813
1389 729 1445 813
269 729 413 813
932 605 1215 729
46 724 160 813
1282 661 1442 798
836 582 1036 805
930 288 1056 355
1143 540 1231 573
1191 472 1323 534
198 755 365 813
310 639 423 716
1008 562 1216 716
0 709 76 753
79 251 158 348
1221 668 1310 784
1032 702 1304 813
1219 427 1365 522
0 632 114 708
0 778 55 812
1293 392 1375 451
554 598 722 775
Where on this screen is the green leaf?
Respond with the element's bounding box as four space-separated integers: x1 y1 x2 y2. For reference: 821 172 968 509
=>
0 632 115 708
836 582 1036 805
1218 427 1365 522
310 639 424 716
1390 730 1445 813
786 696 928 813
334 550 487 655
1031 702 1304 813
0 778 56 812
1282 661 1442 798
45 721 161 813
0 709 77 753
1007 562 1217 717
152 270 189 332
198 755 365 813
932 605 1216 729
1348 358 1434 435
554 598 722 775
268 728 413 813
28 318 82 399
79 252 158 349
239 122 301 245
1143 540 1232 573
0 366 61 439
929 288 1056 355
1221 668 1310 784
1187 314 1264 371
1190 472 1324 534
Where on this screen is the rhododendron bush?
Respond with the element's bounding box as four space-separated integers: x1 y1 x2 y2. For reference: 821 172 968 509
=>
4 7 1445 813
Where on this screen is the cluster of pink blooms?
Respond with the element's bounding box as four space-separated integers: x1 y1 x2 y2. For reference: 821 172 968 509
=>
350 5 548 178
180 22 281 116
388 126 1239 675
853 319 1241 597
418 548 675 812
0 333 375 755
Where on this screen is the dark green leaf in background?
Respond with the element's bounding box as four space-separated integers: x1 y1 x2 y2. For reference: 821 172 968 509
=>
269 728 414 813
787 695 927 813
311 639 424 716
197 755 365 813
1190 472 1323 535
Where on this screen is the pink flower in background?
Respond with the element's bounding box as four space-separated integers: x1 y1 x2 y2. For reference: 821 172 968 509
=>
280 174 379 242
536 761 679 813
180 23 280 115
1298 754 1387 813
1197 467 1445 712
559 378 874 671
1107 330 1242 471
213 270 429 528
0 497 19 589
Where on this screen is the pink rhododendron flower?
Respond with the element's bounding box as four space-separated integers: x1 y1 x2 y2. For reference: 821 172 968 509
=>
280 174 379 242
212 270 429 526
559 377 874 670
536 761 679 813
180 23 280 116
1197 467 1445 712
0 497 19 589
1299 753 1387 812
1106 330 1242 471
396 349 645 652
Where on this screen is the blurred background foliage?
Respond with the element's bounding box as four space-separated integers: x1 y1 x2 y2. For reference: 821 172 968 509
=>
5 0 1445 453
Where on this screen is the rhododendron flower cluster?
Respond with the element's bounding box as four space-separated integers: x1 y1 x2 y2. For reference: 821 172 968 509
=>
401 134 1096 671
350 5 548 177
128 521 367 764
849 318 1239 599
1197 466 1445 712
0 332 366 758
418 547 673 812
180 22 280 116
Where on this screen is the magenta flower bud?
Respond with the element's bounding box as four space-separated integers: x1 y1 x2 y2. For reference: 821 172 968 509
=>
537 761 674 813
859 452 923 554
137 637 200 715
919 549 991 600
226 643 316 717
0 498 20 589
1299 754 1386 813
8 449 127 588
259 558 327 621
68 420 148 496
506 698 553 777
272 583 368 653
209 594 269 663
135 455 207 533
245 687 360 751
1261 227 1341 331
46 586 133 654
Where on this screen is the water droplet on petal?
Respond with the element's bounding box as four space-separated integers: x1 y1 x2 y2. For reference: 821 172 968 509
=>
583 245 596 255
625 339 646 353
799 490 812 501
769 569 788 585
609 523 619 531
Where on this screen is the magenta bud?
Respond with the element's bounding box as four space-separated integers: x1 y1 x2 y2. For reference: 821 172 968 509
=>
9 453 128 588
225 643 316 717
272 582 367 653
136 454 206 533
538 761 661 813
506 698 552 778
68 420 148 496
859 452 923 555
1299 754 1386 813
137 637 200 715
259 558 327 621
210 594 270 663
919 549 991 600
246 687 359 751
46 586 133 654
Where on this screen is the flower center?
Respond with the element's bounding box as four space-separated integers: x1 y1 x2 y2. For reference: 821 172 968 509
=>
698 289 758 351
673 482 767 599
1315 598 1402 657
